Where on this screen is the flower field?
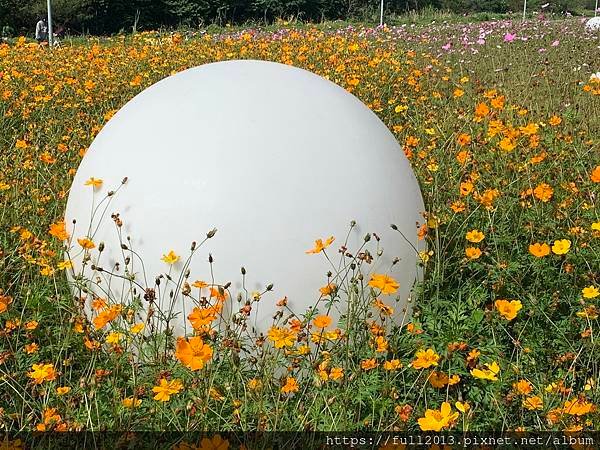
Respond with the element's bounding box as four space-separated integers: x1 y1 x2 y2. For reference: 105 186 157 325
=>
1 16 600 439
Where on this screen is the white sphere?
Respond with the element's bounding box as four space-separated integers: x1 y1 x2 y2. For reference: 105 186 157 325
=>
586 17 600 31
65 60 425 338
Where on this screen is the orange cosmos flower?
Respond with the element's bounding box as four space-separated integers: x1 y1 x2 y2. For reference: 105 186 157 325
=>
383 359 402 371
361 358 378 370
0 294 13 314
457 133 471 146
368 274 400 295
56 387 71 396
495 299 523 321
523 396 543 410
591 166 600 183
306 236 335 254
313 315 332 328
267 326 296 348
474 102 490 118
549 115 562 126
533 183 553 202
465 229 485 243
412 348 440 369
27 363 57 384
319 283 336 296
175 336 213 371
77 237 95 249
465 247 482 259
84 177 103 188
563 398 594 416
529 242 550 257
514 379 533 395
48 221 69 241
281 377 299 394
188 306 219 331
93 305 122 329
460 181 474 196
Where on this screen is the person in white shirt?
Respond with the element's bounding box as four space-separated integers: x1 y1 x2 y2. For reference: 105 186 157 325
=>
35 18 48 43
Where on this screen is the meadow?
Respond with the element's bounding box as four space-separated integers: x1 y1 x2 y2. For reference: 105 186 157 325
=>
0 14 600 443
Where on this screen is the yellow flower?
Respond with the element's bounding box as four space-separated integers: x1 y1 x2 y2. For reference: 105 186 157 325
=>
247 378 262 390
130 323 145 334
306 236 335 254
471 361 500 381
417 402 459 431
465 229 485 243
495 299 523 321
368 274 400 295
152 378 183 402
455 401 470 413
161 250 180 264
411 348 440 369
122 397 141 408
551 239 571 255
84 177 103 188
105 332 122 344
582 286 599 299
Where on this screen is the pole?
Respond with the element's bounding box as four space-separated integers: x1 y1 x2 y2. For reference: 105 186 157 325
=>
47 0 53 47
380 0 384 26
595 0 598 17
522 0 526 21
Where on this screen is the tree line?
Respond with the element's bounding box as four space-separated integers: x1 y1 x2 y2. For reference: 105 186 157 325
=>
1 0 596 36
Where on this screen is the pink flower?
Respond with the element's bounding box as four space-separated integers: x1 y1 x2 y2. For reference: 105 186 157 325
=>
551 40 559 47
442 42 452 50
504 33 516 42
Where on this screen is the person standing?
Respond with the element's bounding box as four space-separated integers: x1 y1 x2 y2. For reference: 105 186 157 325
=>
35 17 48 43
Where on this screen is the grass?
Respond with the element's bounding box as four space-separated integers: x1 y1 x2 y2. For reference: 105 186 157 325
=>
0 15 599 443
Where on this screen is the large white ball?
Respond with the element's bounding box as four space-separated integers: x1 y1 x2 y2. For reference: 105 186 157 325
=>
586 17 600 31
65 60 425 338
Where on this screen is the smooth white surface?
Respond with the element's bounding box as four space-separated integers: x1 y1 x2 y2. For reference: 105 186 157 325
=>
65 60 425 337
586 17 600 31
